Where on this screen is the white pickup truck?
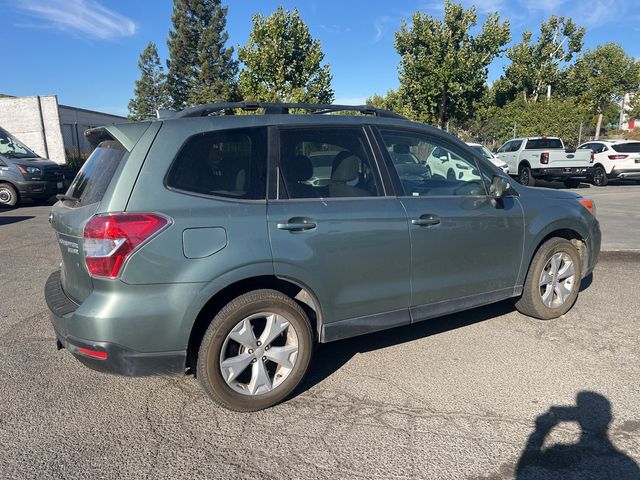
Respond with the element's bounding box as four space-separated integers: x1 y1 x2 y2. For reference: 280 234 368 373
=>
496 137 594 187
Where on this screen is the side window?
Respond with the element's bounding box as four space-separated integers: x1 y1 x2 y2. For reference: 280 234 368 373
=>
497 141 511 154
595 143 606 153
167 128 267 200
379 129 485 197
510 140 523 152
278 127 380 199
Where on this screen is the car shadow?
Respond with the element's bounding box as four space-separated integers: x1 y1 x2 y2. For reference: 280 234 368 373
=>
515 391 640 479
296 299 517 396
0 215 35 226
296 273 597 397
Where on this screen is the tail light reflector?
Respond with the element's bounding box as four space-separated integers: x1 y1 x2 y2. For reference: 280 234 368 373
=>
78 347 108 360
83 213 170 278
608 154 628 160
540 152 549 164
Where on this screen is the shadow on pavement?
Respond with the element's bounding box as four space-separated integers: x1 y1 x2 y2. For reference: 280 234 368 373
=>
516 391 640 479
297 299 516 395
0 215 35 226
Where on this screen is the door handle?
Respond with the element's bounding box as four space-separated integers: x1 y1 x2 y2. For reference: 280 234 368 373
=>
411 214 441 227
277 218 317 231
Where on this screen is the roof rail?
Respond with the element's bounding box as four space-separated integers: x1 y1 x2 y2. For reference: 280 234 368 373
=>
166 101 406 119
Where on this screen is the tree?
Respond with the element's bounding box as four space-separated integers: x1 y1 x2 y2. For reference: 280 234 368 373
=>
568 43 639 138
394 1 510 129
166 0 238 110
128 42 169 121
496 16 584 104
626 92 640 122
238 7 333 104
366 89 406 115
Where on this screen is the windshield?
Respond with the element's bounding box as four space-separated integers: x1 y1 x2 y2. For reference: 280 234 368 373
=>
0 129 39 159
470 145 493 160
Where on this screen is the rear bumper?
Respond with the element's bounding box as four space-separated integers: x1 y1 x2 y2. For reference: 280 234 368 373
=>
44 270 186 376
532 167 593 179
609 168 640 179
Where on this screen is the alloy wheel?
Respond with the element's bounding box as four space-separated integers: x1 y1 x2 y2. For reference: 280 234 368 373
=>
539 252 576 308
219 312 299 396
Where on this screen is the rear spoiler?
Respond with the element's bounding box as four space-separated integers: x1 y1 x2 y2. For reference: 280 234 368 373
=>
84 122 152 151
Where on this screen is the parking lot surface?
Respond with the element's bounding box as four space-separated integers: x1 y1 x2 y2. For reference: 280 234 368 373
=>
1 200 639 479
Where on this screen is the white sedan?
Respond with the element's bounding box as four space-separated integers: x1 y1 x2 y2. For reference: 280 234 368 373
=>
578 140 640 186
466 142 509 174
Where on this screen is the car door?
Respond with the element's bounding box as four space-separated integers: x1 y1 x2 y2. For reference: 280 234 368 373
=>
374 127 525 321
267 125 412 341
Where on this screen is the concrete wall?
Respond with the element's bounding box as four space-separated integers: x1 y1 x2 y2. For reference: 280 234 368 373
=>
0 95 66 164
0 95 126 164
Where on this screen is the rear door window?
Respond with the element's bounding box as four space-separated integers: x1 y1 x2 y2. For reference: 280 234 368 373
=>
66 140 127 206
509 140 523 152
167 128 267 200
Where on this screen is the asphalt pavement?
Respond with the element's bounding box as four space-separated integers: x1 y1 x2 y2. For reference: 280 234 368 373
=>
0 196 638 480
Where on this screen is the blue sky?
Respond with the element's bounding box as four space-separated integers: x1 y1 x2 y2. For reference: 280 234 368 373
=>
2 0 639 116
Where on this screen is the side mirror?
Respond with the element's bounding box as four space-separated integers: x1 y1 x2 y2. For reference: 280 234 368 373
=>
439 156 448 163
490 174 511 198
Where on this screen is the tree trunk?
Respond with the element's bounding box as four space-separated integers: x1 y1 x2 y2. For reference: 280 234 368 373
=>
594 112 603 140
438 89 447 129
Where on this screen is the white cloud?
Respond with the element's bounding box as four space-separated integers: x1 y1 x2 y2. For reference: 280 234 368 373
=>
372 15 395 43
16 0 137 40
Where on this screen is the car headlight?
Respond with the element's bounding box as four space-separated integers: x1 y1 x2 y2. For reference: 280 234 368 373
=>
17 165 42 176
455 163 470 170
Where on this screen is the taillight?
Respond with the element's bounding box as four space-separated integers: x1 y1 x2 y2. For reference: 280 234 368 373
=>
608 154 628 160
83 213 170 278
540 152 549 164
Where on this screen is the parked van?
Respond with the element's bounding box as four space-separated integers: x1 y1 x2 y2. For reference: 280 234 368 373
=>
0 126 65 207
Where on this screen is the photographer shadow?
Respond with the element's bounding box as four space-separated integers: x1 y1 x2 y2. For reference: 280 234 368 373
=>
516 391 640 479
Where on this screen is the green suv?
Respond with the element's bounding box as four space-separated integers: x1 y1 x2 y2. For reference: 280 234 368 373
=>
45 102 601 411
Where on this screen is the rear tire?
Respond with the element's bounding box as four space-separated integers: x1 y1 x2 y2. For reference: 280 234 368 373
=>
515 238 582 320
197 289 314 412
591 165 608 186
0 183 19 208
518 164 536 186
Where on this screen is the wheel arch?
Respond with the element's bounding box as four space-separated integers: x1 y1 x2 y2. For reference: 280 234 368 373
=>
523 227 589 286
186 275 322 372
518 160 532 170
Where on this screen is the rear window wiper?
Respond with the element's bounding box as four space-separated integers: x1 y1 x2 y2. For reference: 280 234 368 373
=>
56 194 80 204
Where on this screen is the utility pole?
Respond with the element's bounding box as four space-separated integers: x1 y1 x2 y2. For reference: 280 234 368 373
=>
513 122 517 138
578 121 583 145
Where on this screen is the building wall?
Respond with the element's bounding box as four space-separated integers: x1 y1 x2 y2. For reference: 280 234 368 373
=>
0 95 126 164
0 95 66 164
58 105 125 158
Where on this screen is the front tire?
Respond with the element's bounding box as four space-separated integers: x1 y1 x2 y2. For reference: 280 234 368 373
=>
515 238 582 320
518 164 536 186
197 289 314 412
0 183 19 208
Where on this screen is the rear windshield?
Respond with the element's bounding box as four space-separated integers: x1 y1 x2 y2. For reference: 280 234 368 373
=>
66 140 127 205
611 142 640 153
525 138 563 149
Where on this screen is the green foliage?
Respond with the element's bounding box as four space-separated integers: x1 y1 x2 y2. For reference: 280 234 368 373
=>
365 89 407 115
128 42 169 121
496 16 585 105
395 1 510 128
567 43 639 137
238 7 333 104
628 94 640 121
470 97 591 145
166 0 238 110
